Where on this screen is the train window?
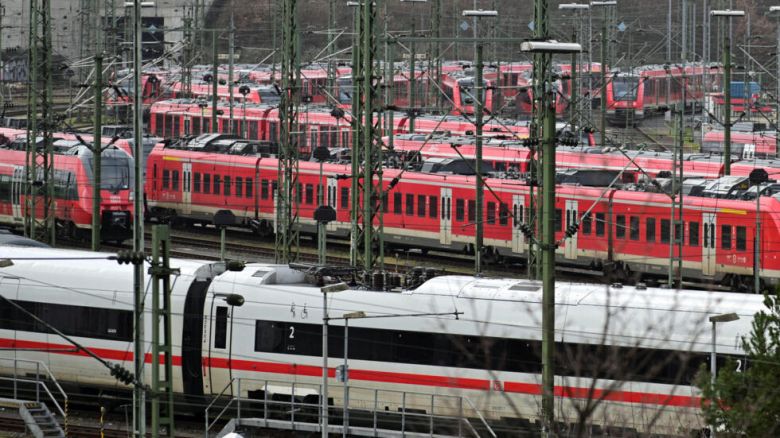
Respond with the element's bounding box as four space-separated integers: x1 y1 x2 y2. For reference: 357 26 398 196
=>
417 195 426 217
245 178 253 198
224 176 231 196
721 225 732 250
165 115 174 138
595 212 605 236
320 130 329 148
172 171 180 191
249 121 259 139
430 196 438 219
236 177 243 197
582 213 591 235
689 222 700 246
616 215 626 239
499 203 508 226
487 202 496 225
162 169 170 189
456 199 465 221
330 130 338 148
406 194 414 216
194 173 201 193
254 321 283 352
393 192 402 214
306 184 314 204
269 122 279 142
555 209 563 232
272 181 278 197
629 216 640 241
660 219 670 244
736 226 746 251
646 218 656 242
261 180 269 199
675 222 682 244
214 175 221 195
382 193 389 213
203 174 211 194
296 183 303 203
468 200 476 223
214 306 228 349
192 116 201 135
341 187 349 209
154 114 163 136
174 116 181 136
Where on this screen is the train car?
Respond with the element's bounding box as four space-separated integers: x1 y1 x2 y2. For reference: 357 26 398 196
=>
389 134 724 180
441 72 497 116
702 130 778 158
148 99 531 148
145 134 780 288
0 245 762 435
604 63 723 125
169 80 281 105
0 135 134 242
105 73 165 121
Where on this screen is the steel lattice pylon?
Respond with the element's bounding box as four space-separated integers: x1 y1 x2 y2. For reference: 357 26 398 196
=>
275 0 301 264
350 0 384 275
25 0 55 246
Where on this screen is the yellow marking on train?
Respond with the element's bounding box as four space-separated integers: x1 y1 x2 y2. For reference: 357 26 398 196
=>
163 156 182 161
719 208 747 215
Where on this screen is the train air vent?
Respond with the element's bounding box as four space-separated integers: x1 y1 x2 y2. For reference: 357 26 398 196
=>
509 283 542 292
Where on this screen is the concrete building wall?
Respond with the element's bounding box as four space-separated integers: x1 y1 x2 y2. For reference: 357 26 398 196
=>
0 1 213 68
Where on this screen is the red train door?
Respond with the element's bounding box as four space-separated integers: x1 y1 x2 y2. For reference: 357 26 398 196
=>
565 200 578 260
326 177 338 232
182 163 192 215
439 188 452 245
512 194 525 254
11 166 23 222
703 212 717 276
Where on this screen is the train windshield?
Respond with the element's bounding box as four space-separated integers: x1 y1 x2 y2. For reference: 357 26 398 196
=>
258 88 281 104
87 156 134 191
337 78 353 104
612 77 639 101
459 79 488 106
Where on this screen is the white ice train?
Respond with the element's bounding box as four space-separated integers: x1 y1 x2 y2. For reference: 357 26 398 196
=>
0 245 763 434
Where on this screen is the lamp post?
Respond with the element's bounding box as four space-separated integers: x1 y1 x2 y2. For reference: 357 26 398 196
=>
122 2 156 436
590 1 616 150
521 39 582 437
559 3 590 137
710 9 745 176
339 311 366 437
769 7 780 169
320 282 349 438
708 312 740 438
463 9 497 276
400 0 427 134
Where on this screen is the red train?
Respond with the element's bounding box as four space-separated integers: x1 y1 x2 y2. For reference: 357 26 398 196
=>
0 129 134 242
703 129 778 158
604 63 723 125
147 99 532 150
145 134 780 290
169 80 281 105
390 133 780 180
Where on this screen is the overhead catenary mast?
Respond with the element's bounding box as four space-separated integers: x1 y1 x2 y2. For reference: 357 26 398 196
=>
26 0 55 246
276 0 301 264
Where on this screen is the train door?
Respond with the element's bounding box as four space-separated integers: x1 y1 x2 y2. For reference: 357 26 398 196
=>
182 163 192 215
512 195 525 253
204 298 235 395
11 166 23 221
742 144 756 160
326 177 338 232
439 188 452 245
703 212 717 276
565 200 578 260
